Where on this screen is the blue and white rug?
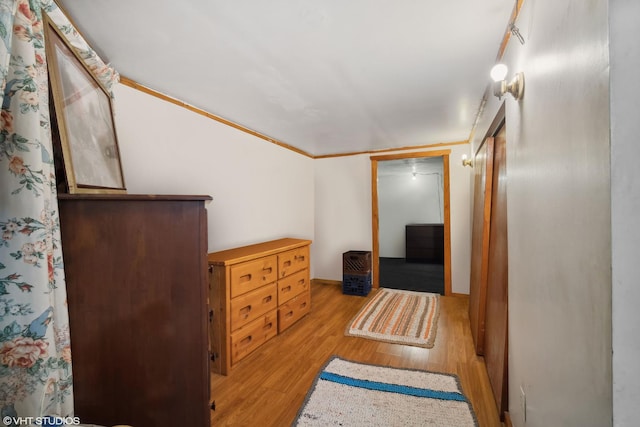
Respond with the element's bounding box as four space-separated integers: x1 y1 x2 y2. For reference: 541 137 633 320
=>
293 356 478 426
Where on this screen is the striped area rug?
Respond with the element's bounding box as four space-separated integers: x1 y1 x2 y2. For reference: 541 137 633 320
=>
345 288 439 348
293 356 477 426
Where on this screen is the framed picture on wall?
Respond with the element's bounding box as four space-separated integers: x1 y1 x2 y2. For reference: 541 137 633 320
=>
44 13 126 194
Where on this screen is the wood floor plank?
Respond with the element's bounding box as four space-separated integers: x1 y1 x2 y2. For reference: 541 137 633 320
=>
210 283 501 427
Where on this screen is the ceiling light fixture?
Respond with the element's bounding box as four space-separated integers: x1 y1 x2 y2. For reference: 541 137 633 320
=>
461 154 473 168
491 63 524 101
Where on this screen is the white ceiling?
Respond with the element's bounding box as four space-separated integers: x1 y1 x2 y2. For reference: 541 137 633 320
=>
56 0 515 157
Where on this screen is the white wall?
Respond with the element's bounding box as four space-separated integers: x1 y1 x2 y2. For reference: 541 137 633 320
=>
610 0 640 425
314 145 472 294
378 162 444 257
313 155 373 281
111 85 315 260
471 0 612 425
111 85 472 294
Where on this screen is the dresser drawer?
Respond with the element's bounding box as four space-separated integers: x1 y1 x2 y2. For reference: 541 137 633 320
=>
278 246 309 278
230 255 277 298
230 283 278 332
230 310 277 365
278 291 310 333
277 269 309 305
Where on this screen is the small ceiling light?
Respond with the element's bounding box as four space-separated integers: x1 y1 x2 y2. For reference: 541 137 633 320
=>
461 154 473 168
490 64 524 101
412 172 417 180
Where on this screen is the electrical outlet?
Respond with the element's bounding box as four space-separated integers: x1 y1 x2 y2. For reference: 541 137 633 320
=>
520 385 527 423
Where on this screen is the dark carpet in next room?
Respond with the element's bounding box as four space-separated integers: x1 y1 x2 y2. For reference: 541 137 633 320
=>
378 257 444 295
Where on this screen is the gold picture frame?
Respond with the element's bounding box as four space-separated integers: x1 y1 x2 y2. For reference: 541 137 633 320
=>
44 13 126 194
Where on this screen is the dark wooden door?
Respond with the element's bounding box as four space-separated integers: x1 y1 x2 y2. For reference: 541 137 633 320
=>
484 124 509 419
468 137 495 355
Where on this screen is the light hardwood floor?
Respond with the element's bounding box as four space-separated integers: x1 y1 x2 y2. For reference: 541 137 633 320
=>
210 282 502 426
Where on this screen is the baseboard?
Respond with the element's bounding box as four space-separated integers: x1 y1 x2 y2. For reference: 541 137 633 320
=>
450 292 469 298
504 412 513 427
311 278 342 286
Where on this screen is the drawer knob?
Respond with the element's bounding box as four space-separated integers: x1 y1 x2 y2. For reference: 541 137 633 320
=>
240 305 252 317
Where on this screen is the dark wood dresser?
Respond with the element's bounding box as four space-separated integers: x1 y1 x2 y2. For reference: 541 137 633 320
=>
57 194 212 427
405 223 444 264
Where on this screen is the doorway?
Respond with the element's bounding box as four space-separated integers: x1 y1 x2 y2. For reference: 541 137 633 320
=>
371 150 452 296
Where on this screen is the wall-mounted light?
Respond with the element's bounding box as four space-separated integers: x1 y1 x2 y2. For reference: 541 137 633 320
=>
491 63 524 101
461 154 473 168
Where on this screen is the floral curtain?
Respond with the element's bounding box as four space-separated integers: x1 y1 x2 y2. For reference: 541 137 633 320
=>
0 0 118 420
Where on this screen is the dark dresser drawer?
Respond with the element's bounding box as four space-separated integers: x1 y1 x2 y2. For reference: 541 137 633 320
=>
405 224 444 263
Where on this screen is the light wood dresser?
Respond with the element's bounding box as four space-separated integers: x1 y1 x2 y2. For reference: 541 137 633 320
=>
208 238 312 375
